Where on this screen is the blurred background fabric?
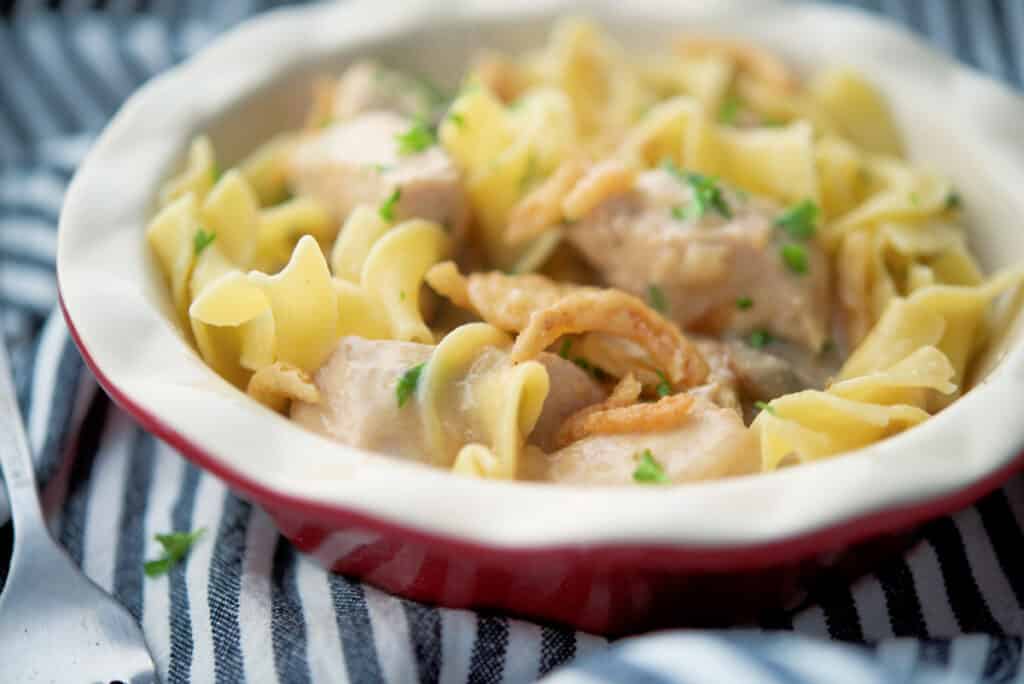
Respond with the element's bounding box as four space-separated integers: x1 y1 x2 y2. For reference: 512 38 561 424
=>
0 1 1023 683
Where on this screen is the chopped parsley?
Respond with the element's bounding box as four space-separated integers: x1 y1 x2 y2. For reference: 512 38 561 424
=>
144 528 205 577
748 329 774 349
655 370 671 397
647 284 668 314
821 338 835 354
379 187 401 222
662 160 732 220
781 242 809 274
945 191 962 211
395 117 436 155
718 95 742 124
193 228 216 256
736 296 754 310
210 161 221 182
633 449 669 484
448 111 465 128
396 362 425 408
558 338 572 359
754 401 776 415
369 163 393 174
671 205 687 221
909 191 921 207
399 290 406 301
774 200 819 240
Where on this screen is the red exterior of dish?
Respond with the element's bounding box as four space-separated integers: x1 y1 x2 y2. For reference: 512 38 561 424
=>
59 294 1024 635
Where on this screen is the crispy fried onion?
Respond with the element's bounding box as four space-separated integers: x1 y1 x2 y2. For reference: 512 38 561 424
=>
510 289 708 388
555 389 696 448
247 362 320 413
506 159 587 245
561 159 636 221
427 263 708 388
673 36 798 93
426 261 595 331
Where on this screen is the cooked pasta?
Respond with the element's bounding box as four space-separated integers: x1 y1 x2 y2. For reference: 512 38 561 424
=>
147 18 1024 485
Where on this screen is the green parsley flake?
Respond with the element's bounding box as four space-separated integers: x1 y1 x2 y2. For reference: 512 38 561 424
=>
661 160 732 220
647 284 668 314
559 338 573 359
399 290 406 301
718 95 742 124
821 339 835 354
633 449 669 484
749 329 774 349
379 187 401 222
448 112 465 128
671 206 687 221
774 200 819 240
655 371 671 397
396 362 425 408
193 228 216 256
909 191 921 207
736 296 753 310
210 161 221 182
395 118 436 155
754 400 776 415
781 243 809 274
945 191 962 211
144 528 205 578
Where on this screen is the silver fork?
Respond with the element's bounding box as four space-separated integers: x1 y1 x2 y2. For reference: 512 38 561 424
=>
0 335 158 683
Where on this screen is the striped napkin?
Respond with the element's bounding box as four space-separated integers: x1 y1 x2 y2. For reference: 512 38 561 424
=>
1 1 1023 682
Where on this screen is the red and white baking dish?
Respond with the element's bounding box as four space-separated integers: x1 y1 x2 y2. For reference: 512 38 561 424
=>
57 0 1024 635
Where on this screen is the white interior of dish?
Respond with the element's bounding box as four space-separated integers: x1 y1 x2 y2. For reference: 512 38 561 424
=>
58 0 1024 548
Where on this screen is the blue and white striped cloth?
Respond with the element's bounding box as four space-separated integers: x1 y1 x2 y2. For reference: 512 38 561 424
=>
1 1 1024 682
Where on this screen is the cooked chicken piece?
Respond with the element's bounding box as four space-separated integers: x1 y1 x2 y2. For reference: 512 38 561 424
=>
694 335 838 422
290 336 604 464
288 112 470 239
564 168 830 350
528 354 607 452
331 61 441 121
522 395 757 485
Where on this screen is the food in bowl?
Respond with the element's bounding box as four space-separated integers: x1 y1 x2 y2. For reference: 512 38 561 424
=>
146 18 1023 486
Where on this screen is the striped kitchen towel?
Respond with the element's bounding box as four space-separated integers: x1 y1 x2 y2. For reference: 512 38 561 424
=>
1 1 1024 682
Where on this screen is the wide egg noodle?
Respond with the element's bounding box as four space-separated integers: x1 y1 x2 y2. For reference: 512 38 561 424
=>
686 119 819 205
440 86 575 272
146 193 201 325
417 323 550 478
249 235 339 373
158 135 215 208
360 219 449 344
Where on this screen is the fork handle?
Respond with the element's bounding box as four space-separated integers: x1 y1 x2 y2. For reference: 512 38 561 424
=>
0 334 47 539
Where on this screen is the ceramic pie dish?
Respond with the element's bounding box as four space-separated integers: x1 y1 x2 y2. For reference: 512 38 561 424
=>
57 0 1024 634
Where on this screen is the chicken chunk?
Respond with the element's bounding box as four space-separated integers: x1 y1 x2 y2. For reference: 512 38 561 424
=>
288 112 470 239
332 60 442 122
694 335 837 422
290 336 605 465
564 169 830 350
522 395 757 485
